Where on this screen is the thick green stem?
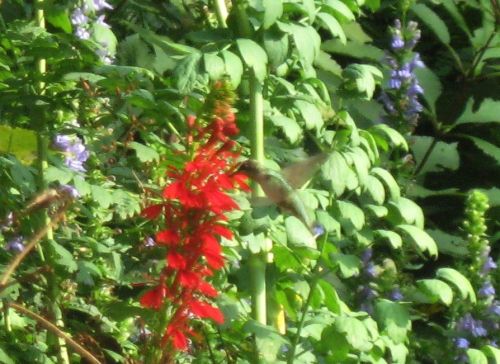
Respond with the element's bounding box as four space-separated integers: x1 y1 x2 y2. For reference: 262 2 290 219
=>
213 0 228 28
35 1 69 363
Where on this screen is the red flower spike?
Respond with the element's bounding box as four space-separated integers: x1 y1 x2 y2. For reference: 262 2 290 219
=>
167 250 187 270
141 204 163 220
179 270 201 288
140 284 168 310
198 281 218 297
166 324 188 350
156 229 180 245
189 300 224 324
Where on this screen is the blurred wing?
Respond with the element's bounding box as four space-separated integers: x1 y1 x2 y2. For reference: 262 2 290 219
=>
282 153 329 189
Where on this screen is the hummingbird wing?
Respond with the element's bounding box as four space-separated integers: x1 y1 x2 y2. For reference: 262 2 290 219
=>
281 153 329 189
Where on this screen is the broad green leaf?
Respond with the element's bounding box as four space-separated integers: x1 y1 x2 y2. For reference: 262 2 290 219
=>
345 147 370 185
45 166 73 184
130 25 196 55
362 175 385 204
203 53 225 81
77 261 102 285
322 40 385 61
49 240 77 272
467 348 488 364
441 0 473 40
0 125 38 164
92 23 117 56
482 345 500 364
236 38 268 82
263 29 289 68
371 167 400 201
414 67 442 115
96 65 155 79
343 64 382 99
174 52 202 94
269 113 302 143
387 197 424 229
221 50 243 87
417 279 453 305
241 232 268 254
334 316 372 351
411 3 450 44
63 72 105 83
294 100 323 130
436 268 476 303
427 229 468 256
0 347 15 364
364 204 388 218
129 142 159 162
262 0 283 29
374 299 410 344
370 124 408 151
323 0 355 22
243 320 288 362
73 175 91 196
411 136 459 174
290 24 321 66
317 12 346 44
462 135 500 165
318 279 341 314
453 98 500 127
397 224 438 257
285 216 317 249
375 230 402 249
336 200 365 233
91 185 113 208
316 210 341 236
46 5 72 33
331 254 360 278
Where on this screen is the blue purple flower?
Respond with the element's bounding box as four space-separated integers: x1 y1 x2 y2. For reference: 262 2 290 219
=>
457 313 488 337
5 236 25 253
454 337 469 349
390 288 404 301
59 184 80 199
479 282 496 298
93 0 113 11
144 236 156 247
53 135 89 172
482 256 497 274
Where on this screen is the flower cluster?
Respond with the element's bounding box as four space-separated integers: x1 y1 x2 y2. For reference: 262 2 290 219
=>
139 81 247 355
71 0 114 63
453 191 499 356
380 19 425 133
53 135 89 173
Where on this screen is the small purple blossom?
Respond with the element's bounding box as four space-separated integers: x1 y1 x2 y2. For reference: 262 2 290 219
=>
454 337 469 349
144 236 156 247
312 224 325 237
457 313 488 337
489 302 500 316
410 53 425 70
93 0 113 11
391 34 405 50
59 185 80 199
360 285 377 300
408 80 424 96
5 236 24 253
71 8 88 26
75 27 91 40
364 262 377 278
482 256 497 274
479 282 496 298
96 15 111 28
53 135 89 172
390 288 404 301
361 248 373 264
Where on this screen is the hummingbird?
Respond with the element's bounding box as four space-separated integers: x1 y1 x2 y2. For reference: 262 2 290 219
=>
237 153 328 232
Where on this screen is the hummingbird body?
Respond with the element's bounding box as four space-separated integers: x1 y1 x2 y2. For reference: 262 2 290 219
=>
238 160 316 229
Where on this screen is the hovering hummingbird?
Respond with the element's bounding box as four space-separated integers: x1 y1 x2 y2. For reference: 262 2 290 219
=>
237 153 328 232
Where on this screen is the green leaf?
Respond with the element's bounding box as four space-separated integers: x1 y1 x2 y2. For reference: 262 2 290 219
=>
0 346 15 364
174 52 202 94
0 125 38 164
73 175 91 196
221 50 243 88
262 0 283 29
77 261 102 285
333 316 372 351
414 67 442 115
236 39 268 82
453 98 500 127
461 135 500 165
436 268 476 303
371 167 400 201
387 197 424 229
204 53 225 81
467 348 488 364
331 254 360 278
411 3 450 44
323 0 355 22
269 113 302 143
322 40 385 62
374 299 410 344
482 345 500 364
375 230 402 249
427 229 468 256
479 187 500 207
316 12 346 44
370 124 408 151
91 185 113 208
321 151 350 196
46 5 72 33
45 166 73 184
243 320 288 362
263 29 289 68
362 175 385 204
294 100 323 130
318 279 341 314
129 142 159 163
49 240 77 272
417 279 453 305
343 64 382 99
411 136 459 174
397 224 438 257
336 200 365 234
441 0 473 40
63 72 106 83
290 24 321 66
285 216 316 249
92 23 117 56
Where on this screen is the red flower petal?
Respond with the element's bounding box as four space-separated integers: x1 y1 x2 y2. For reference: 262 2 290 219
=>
179 270 200 288
166 324 188 350
189 300 224 324
141 204 163 219
198 281 218 297
212 224 233 240
156 229 180 245
140 284 167 310
167 250 187 270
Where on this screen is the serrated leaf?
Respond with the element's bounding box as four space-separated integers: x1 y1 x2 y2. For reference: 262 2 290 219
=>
375 230 402 249
397 224 438 257
322 40 385 61
294 100 323 130
174 52 202 94
436 268 476 303
374 299 410 344
263 29 289 68
129 142 159 162
77 261 102 285
417 279 453 305
414 67 442 115
262 0 283 29
91 185 113 208
370 124 408 151
204 53 225 81
427 229 468 256
0 125 38 164
334 316 372 351
461 135 500 165
331 254 360 278
411 136 459 174
236 39 268 82
49 240 77 272
317 12 346 44
411 3 450 44
371 167 400 201
453 98 500 127
290 24 321 66
269 113 302 143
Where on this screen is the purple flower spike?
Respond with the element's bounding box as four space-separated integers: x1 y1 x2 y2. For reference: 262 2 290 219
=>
93 0 113 11
71 8 88 26
482 256 498 274
391 34 405 50
454 337 469 349
479 282 496 298
390 288 404 301
6 236 25 253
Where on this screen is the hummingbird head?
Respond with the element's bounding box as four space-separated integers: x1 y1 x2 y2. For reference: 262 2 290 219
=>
236 159 261 178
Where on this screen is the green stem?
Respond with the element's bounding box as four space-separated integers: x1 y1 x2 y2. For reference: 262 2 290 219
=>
413 137 438 176
213 0 228 28
35 1 69 363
